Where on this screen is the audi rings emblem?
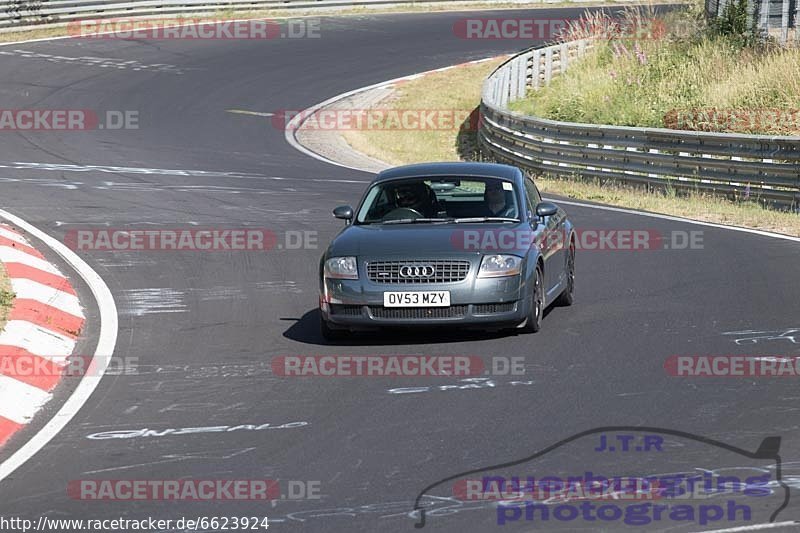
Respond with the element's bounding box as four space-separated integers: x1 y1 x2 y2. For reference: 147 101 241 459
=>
399 265 435 278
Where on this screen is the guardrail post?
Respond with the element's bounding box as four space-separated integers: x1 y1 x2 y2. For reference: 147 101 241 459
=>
544 47 553 85
747 0 757 32
518 53 530 98
499 67 510 107
559 43 569 75
796 0 800 44
781 0 790 44
509 60 520 101
531 50 542 89
759 0 770 35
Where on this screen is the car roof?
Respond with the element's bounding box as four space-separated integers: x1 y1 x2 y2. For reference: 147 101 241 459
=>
374 162 522 183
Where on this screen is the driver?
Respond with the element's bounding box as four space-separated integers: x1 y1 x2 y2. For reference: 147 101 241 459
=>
392 182 433 215
483 181 508 216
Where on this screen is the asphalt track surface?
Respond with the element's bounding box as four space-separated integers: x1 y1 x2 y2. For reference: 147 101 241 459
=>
1 6 800 533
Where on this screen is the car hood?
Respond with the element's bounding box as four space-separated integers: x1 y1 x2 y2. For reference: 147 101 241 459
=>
327 223 536 257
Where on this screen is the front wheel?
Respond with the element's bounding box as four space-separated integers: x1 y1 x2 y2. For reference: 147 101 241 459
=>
521 265 544 333
555 243 575 307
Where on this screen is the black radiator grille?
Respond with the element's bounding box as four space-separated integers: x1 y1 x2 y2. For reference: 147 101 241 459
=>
366 260 470 284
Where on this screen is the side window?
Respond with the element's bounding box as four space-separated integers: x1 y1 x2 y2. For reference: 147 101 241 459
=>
523 177 541 213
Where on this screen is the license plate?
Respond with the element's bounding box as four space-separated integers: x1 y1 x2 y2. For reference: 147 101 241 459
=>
383 291 450 308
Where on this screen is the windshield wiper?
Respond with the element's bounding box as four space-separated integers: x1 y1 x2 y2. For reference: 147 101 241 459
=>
382 218 452 225
452 217 520 223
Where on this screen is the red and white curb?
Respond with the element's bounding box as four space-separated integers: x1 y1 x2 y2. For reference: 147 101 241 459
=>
0 223 85 448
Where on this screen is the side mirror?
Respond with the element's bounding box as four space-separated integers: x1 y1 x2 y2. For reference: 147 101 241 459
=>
535 202 558 218
333 205 354 223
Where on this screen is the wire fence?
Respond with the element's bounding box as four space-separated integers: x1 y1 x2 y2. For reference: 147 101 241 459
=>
705 0 799 45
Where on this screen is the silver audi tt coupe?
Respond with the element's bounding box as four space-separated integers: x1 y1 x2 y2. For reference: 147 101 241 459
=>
318 162 575 340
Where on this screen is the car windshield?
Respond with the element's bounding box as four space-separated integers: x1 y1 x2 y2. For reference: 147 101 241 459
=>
355 177 520 224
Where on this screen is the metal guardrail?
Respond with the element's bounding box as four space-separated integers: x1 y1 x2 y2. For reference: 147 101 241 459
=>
479 39 800 206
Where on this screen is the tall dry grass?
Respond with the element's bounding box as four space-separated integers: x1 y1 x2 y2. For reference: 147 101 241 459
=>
509 4 800 134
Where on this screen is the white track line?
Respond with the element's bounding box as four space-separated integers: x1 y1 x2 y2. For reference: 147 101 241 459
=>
0 209 118 483
550 199 800 243
695 521 800 532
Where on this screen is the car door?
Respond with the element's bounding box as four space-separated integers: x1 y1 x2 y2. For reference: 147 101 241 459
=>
523 177 564 298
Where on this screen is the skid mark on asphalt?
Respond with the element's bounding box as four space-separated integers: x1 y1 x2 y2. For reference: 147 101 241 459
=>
81 446 257 475
121 288 186 316
93 255 158 269
182 283 303 301
120 284 301 313
256 281 303 294
125 362 273 378
0 50 192 74
722 329 800 346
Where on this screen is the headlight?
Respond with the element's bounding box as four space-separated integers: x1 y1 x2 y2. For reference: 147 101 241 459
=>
324 256 358 280
478 254 522 278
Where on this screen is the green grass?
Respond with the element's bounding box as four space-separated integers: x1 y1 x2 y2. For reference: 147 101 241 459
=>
0 263 14 332
508 7 800 134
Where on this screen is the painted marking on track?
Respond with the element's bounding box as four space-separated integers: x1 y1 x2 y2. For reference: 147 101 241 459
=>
85 421 309 440
226 109 275 117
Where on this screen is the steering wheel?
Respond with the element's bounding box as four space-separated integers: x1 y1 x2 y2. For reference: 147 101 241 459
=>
498 205 518 218
384 207 424 221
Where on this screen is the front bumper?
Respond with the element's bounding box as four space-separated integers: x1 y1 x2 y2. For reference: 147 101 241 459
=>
320 271 528 330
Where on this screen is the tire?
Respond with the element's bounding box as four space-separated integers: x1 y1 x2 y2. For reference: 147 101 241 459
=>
522 265 544 333
320 316 346 342
555 243 575 307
